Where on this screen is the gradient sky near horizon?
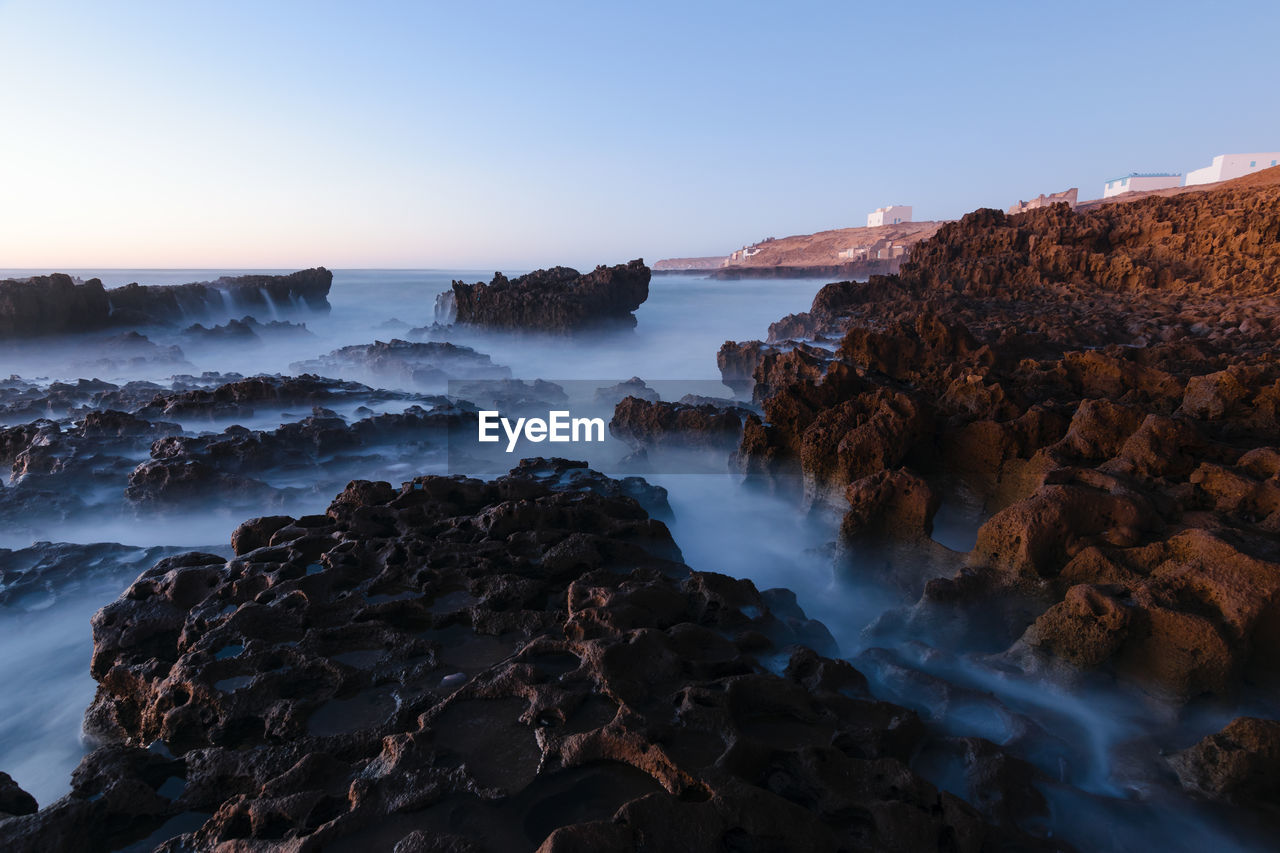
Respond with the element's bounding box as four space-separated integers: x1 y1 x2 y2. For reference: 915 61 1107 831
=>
1 0 1277 270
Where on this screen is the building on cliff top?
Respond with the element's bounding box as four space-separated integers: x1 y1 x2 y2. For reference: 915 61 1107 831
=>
866 205 912 227
1184 152 1280 186
1102 173 1181 198
1007 188 1078 215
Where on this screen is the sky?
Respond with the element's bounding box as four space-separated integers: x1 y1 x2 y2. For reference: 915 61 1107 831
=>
1 0 1277 270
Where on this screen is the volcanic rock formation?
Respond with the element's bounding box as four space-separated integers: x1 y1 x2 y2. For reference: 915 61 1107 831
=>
722 172 1280 702
609 396 755 452
444 261 650 333
0 269 332 338
0 460 1052 852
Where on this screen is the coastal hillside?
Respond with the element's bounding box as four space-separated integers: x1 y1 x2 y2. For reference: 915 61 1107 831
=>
1075 162 1280 210
660 166 1280 276
655 220 943 277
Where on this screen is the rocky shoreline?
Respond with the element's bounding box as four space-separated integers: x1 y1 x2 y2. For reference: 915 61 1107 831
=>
652 259 906 280
0 461 1059 852
1 170 1279 850
0 269 332 338
716 170 1280 810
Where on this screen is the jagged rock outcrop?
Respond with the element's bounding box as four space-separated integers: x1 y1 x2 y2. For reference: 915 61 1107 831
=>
721 172 1280 704
0 268 332 338
0 461 1053 852
609 396 754 452
445 261 650 333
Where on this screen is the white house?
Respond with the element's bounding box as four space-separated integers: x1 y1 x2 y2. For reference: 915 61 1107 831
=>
1184 152 1280 186
1102 173 1182 198
867 205 912 227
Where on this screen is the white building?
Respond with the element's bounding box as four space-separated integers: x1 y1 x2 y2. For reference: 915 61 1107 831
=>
1102 173 1182 198
1184 152 1280 186
867 205 912 227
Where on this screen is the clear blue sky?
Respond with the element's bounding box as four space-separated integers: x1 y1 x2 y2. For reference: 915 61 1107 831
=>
1 0 1276 269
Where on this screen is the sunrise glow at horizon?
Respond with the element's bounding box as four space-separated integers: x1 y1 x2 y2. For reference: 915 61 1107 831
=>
2 0 1277 270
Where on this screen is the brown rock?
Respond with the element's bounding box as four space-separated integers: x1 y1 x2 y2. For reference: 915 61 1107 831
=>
1170 717 1280 809
1023 584 1133 667
230 515 295 556
841 469 940 540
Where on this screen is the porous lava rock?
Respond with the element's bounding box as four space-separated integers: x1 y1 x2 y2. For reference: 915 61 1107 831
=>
0 461 1054 852
720 173 1280 704
609 396 753 452
1169 717 1280 811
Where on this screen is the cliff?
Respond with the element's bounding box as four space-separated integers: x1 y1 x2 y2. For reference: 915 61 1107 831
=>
901 174 1280 298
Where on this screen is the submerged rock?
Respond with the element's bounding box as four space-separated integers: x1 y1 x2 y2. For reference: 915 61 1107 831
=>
182 316 314 345
134 373 414 421
123 405 473 511
290 340 511 389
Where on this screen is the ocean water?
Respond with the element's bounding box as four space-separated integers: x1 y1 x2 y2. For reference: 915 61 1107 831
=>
0 268 1269 850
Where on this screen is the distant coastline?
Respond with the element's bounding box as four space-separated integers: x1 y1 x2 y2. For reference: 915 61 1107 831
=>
653 257 905 279
655 168 1270 280
654 220 941 278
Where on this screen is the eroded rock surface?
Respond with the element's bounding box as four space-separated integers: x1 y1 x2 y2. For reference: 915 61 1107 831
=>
446 261 650 333
0 461 1051 852
722 175 1280 704
609 396 754 452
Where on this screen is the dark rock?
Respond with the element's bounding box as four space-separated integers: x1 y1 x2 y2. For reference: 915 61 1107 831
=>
290 340 511 389
0 268 331 337
594 376 659 407
1169 717 1280 810
229 516 295 556
0 771 38 816
445 260 650 333
609 396 751 451
3 461 1051 852
134 373 411 421
183 316 314 345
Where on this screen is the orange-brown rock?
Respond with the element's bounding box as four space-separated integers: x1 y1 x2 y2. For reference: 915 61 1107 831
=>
723 169 1280 704
1169 717 1280 810
841 469 940 540
609 396 752 451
